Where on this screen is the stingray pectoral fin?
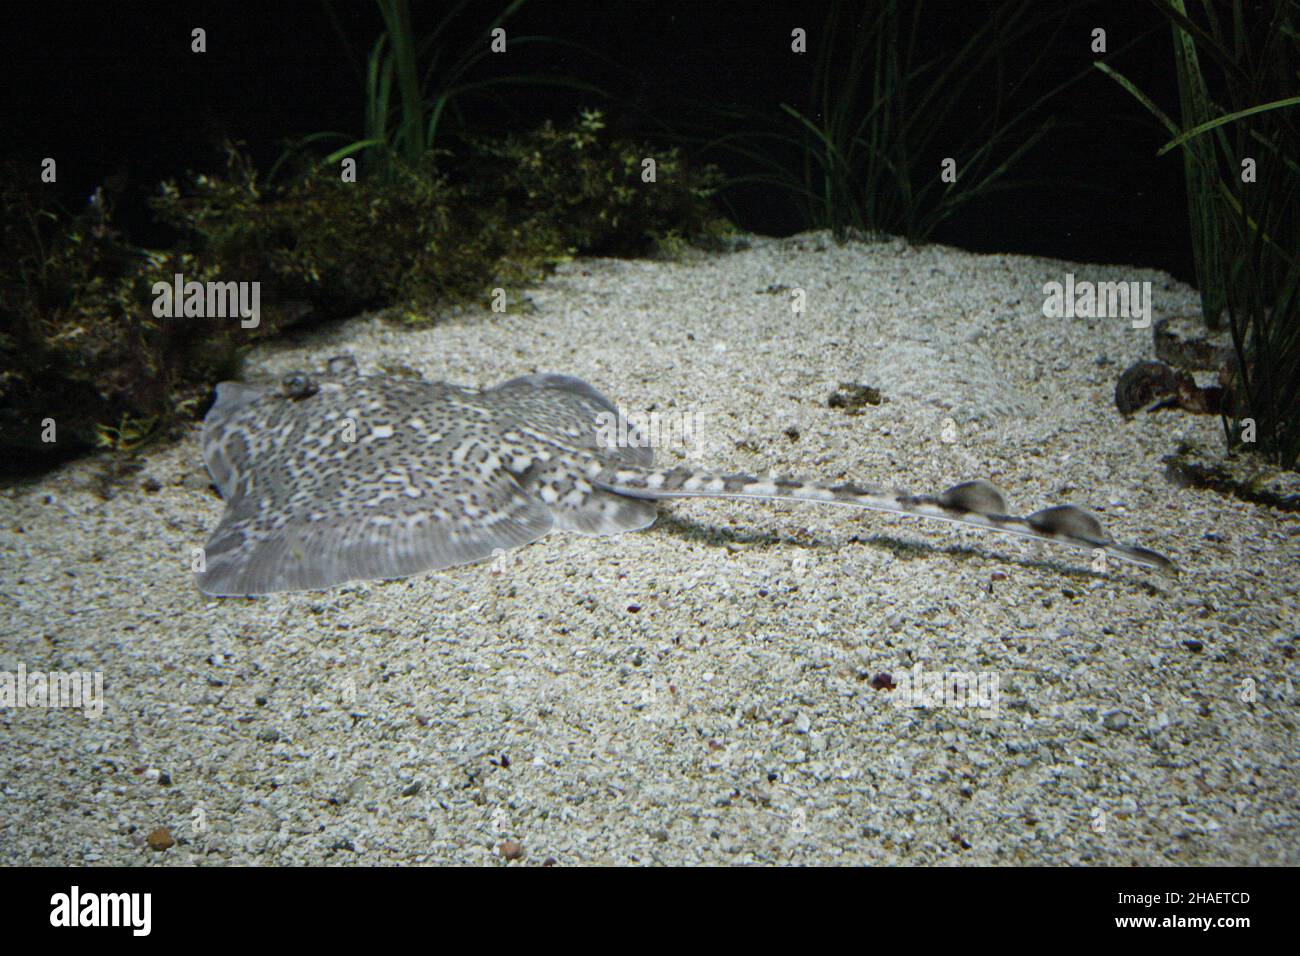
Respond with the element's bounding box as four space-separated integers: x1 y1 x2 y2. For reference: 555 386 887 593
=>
491 372 617 409
195 490 554 596
208 381 267 418
201 383 272 499
488 373 654 468
519 461 660 536
550 490 659 535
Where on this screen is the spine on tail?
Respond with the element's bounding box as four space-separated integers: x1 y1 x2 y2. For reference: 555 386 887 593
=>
595 466 1177 575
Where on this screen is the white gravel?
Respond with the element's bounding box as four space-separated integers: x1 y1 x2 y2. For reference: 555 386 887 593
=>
2 233 1297 865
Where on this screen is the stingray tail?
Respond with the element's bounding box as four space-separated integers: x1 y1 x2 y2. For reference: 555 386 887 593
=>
595 467 1177 575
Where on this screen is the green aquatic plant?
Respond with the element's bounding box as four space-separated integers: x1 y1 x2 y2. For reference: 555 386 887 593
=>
0 167 243 468
466 110 726 260
1096 0 1300 468
1 109 724 473
164 118 723 316
291 0 603 178
686 0 1092 243
1096 1 1300 329
94 413 161 453
155 142 476 315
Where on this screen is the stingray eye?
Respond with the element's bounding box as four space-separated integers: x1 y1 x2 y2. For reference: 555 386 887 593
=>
281 374 318 399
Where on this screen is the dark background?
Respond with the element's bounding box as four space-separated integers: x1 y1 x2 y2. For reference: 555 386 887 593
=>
3 0 1194 281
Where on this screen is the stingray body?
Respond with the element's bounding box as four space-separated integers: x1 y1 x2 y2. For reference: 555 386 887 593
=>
196 356 1175 596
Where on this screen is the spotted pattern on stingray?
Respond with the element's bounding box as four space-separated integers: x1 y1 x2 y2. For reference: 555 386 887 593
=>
197 359 654 595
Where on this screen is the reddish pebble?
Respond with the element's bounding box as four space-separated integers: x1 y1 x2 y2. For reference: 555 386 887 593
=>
146 826 175 851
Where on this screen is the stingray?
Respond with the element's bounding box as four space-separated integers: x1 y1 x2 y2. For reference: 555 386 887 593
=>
195 355 1175 596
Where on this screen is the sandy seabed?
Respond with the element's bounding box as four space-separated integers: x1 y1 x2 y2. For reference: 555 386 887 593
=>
2 233 1296 865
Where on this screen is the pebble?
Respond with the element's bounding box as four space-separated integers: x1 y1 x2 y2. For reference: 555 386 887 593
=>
146 827 175 851
1102 711 1130 732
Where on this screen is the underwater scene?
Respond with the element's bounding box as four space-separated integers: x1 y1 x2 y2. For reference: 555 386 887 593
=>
1 0 1296 901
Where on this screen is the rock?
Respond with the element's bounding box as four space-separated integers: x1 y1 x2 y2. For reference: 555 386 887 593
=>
828 383 883 413
146 826 175 851
1114 361 1221 416
499 840 525 861
1153 316 1233 371
1102 711 1130 732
